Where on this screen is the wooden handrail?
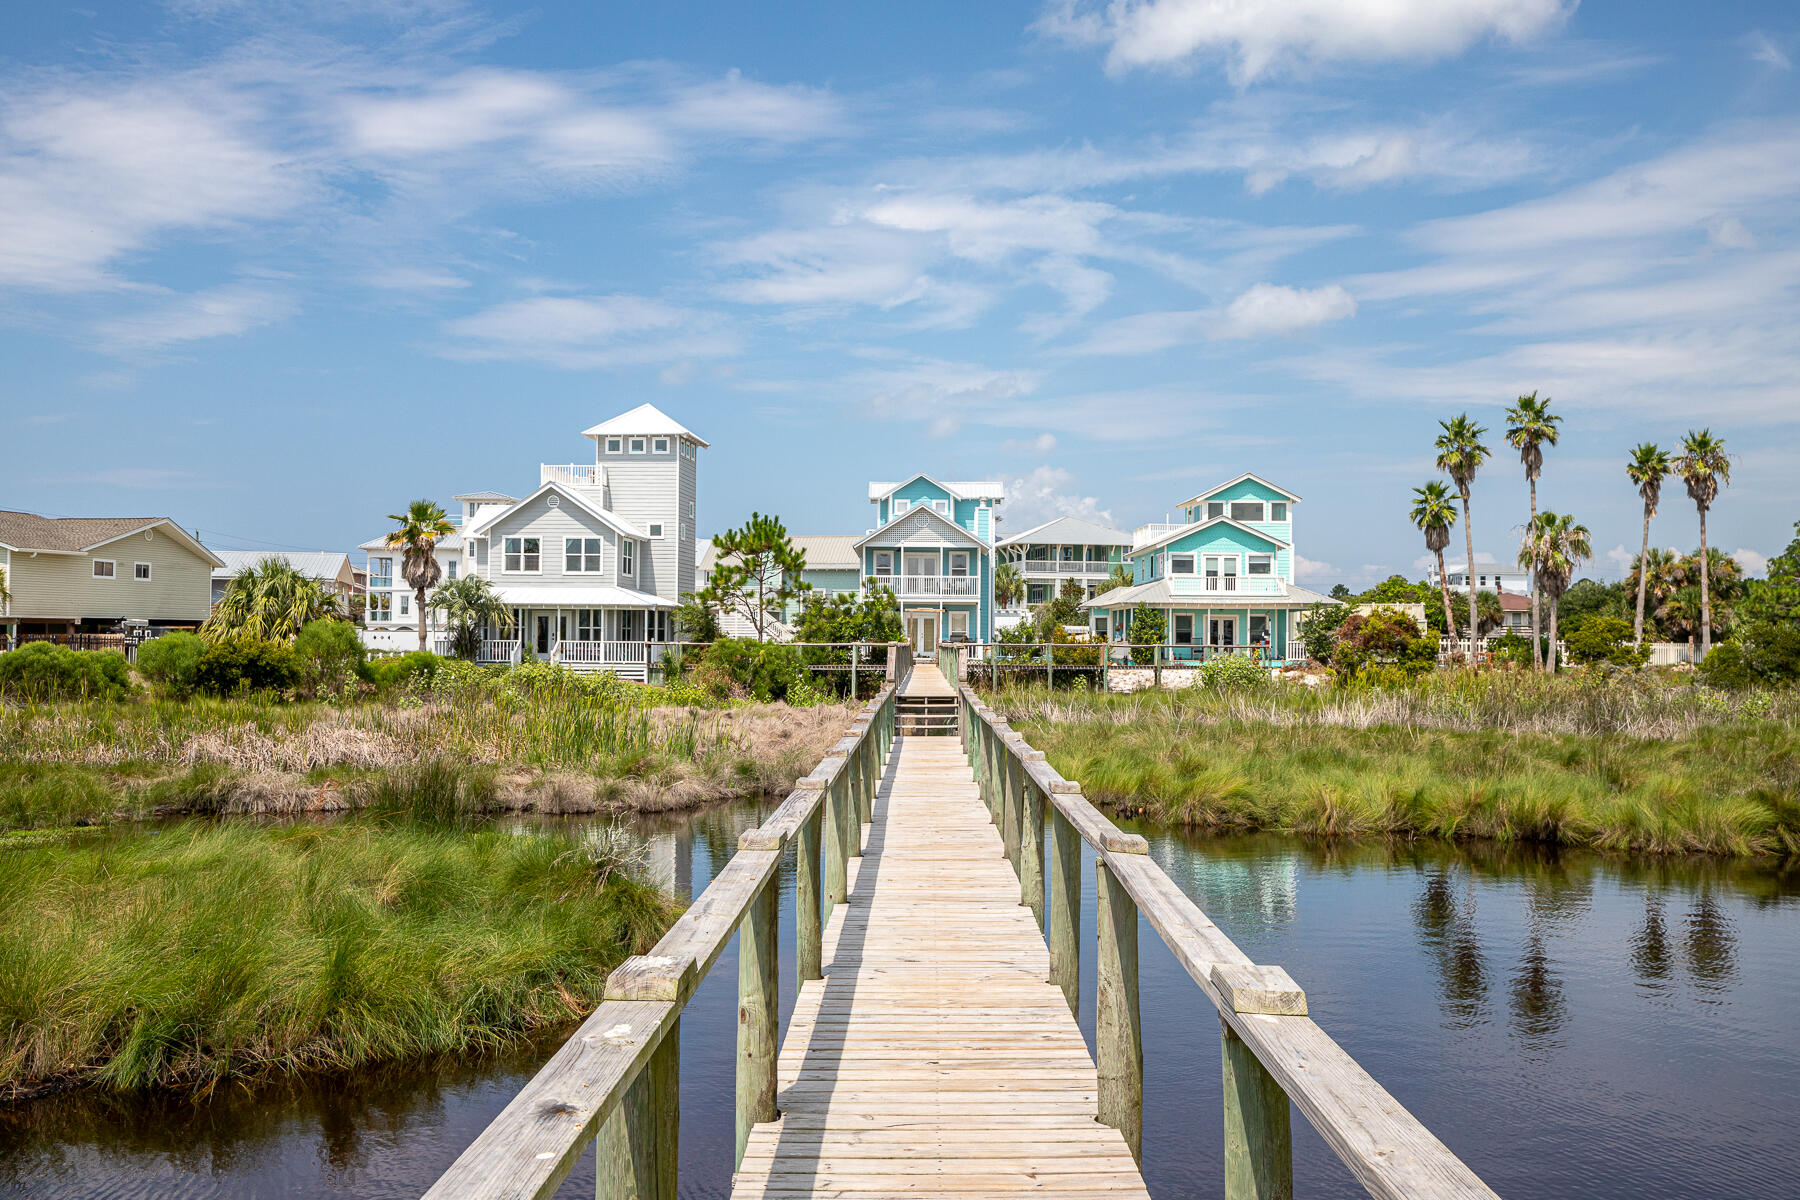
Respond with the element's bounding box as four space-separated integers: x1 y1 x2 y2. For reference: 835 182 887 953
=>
958 685 1500 1200
422 684 898 1200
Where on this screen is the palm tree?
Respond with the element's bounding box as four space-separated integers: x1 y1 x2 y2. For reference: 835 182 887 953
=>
994 562 1025 610
1504 392 1560 670
1631 546 1680 641
0 565 10 615
1625 443 1672 649
1104 565 1135 594
1675 430 1730 660
385 499 456 653
1676 546 1744 648
1410 481 1459 644
203 557 343 643
427 575 514 660
1435 413 1490 658
1518 512 1590 672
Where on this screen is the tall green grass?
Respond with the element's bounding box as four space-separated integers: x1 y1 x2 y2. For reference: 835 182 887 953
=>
0 819 676 1096
995 679 1800 857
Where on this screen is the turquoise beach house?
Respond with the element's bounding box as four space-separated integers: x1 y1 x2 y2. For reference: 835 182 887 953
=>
857 474 1003 653
1086 473 1336 662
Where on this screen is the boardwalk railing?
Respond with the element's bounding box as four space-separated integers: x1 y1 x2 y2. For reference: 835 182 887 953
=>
941 640 1309 689
959 686 1499 1200
423 684 898 1200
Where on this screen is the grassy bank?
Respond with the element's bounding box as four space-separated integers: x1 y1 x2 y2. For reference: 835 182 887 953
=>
994 676 1800 857
0 690 851 832
0 817 675 1098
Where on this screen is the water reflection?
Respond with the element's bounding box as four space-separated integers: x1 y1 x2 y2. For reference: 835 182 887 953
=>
1412 870 1489 1027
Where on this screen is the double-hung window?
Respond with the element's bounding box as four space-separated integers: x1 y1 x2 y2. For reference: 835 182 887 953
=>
446 561 458 580
399 594 409 616
575 609 602 641
872 551 894 576
621 539 635 577
504 537 540 572
565 537 603 573
1247 554 1273 577
948 551 970 577
1230 500 1265 522
1170 554 1195 575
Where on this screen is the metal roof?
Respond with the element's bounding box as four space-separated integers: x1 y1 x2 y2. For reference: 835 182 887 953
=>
582 403 709 447
1083 579 1342 609
997 515 1131 548
358 533 465 553
867 474 1005 502
1175 472 1303 509
211 550 353 581
453 490 518 503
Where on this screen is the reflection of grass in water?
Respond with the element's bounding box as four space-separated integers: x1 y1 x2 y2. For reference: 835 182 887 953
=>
1004 687 1800 857
0 816 676 1097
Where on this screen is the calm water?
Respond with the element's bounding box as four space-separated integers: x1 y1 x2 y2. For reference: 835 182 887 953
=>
4 806 1798 1199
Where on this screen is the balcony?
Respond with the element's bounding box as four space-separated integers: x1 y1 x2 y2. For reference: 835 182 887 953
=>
869 575 978 599
541 463 604 489
1019 559 1114 576
1166 574 1285 596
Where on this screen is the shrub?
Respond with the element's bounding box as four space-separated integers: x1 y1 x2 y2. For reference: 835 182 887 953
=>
1127 604 1167 665
1489 630 1533 668
366 650 444 692
135 632 206 697
701 637 806 702
293 619 366 696
1565 617 1646 668
195 639 299 695
0 643 132 702
1332 607 1435 680
1700 621 1800 688
1200 653 1268 690
1298 602 1351 663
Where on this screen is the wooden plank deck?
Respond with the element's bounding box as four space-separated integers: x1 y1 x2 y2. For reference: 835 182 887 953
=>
898 662 956 698
731 736 1151 1199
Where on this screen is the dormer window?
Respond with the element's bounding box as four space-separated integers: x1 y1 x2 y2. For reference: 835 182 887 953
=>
932 499 949 517
606 437 622 453
893 498 910 516
1230 501 1265 522
1270 502 1288 521
1207 501 1226 519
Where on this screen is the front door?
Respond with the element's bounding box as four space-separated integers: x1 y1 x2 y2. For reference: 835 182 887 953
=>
1209 616 1236 647
909 614 938 654
535 615 552 654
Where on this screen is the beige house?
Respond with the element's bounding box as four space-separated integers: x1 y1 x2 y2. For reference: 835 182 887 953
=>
0 510 222 645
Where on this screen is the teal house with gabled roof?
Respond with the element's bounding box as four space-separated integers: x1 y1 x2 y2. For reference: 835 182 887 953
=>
857 473 1003 653
1086 473 1336 661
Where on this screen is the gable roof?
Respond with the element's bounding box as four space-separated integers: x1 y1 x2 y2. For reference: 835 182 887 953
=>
1083 579 1341 610
582 403 709 447
0 511 223 566
464 480 650 541
211 550 353 582
854 503 984 551
1176 472 1303 509
867 473 1005 503
453 490 517 503
1129 515 1290 557
998 515 1130 548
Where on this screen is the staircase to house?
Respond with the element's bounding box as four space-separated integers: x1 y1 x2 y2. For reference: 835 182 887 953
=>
896 661 959 736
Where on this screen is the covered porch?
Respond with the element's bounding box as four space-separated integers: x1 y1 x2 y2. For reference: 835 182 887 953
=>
1085 581 1332 666
449 586 679 680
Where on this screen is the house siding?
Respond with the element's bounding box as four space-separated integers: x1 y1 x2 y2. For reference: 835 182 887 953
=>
596 442 696 602
479 493 626 591
6 528 213 623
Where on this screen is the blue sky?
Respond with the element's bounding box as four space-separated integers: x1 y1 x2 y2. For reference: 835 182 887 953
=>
3 0 1797 588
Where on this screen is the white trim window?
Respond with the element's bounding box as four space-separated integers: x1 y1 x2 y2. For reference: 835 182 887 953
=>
893 498 911 516
947 610 970 637
872 550 895 577
606 437 623 453
1270 502 1288 521
446 561 458 580
948 551 971 577
932 498 950 517
621 538 636 577
1247 554 1274 576
574 609 602 641
92 559 115 579
565 537 604 573
133 562 152 581
503 537 541 572
370 556 393 588
1173 613 1195 645
629 437 647 453
1207 501 1226 519
369 593 392 621
648 522 664 538
1230 500 1266 522
399 594 409 616
1203 555 1239 591
1170 553 1195 575
653 437 669 453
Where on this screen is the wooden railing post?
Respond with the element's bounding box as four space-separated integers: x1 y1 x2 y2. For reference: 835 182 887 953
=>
1097 860 1143 1163
997 730 1020 868
798 805 822 983
596 1017 679 1200
1221 1020 1294 1200
1018 758 1045 927
823 769 847 923
735 871 778 1168
1048 804 1079 1010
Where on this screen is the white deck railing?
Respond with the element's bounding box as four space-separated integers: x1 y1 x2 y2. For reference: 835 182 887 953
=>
477 640 522 665
873 575 979 598
539 463 603 489
1020 560 1113 576
557 640 651 664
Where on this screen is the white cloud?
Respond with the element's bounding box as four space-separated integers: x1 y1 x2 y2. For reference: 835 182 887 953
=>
1217 283 1356 338
438 295 739 368
999 465 1116 531
1001 433 1060 455
1293 553 1340 584
1746 32 1792 71
1732 547 1770 577
366 267 471 290
1036 0 1572 84
1604 544 1636 576
93 284 293 352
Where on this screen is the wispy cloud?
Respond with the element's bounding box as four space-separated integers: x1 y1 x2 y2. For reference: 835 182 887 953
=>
1035 0 1573 84
1218 283 1355 338
1746 31 1792 72
438 294 739 368
92 284 294 352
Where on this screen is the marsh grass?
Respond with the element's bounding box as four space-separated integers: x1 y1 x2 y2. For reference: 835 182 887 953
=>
0 818 677 1097
0 692 852 832
995 677 1800 857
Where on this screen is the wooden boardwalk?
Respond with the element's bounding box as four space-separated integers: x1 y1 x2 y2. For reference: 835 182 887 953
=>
898 660 956 697
732 735 1150 1198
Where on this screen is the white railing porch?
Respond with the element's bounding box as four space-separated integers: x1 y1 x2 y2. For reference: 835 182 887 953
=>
871 575 979 598
556 640 652 665
540 463 603 489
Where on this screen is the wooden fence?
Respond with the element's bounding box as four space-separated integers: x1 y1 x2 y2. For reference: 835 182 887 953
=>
422 684 897 1200
959 687 1499 1199
939 640 1307 690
